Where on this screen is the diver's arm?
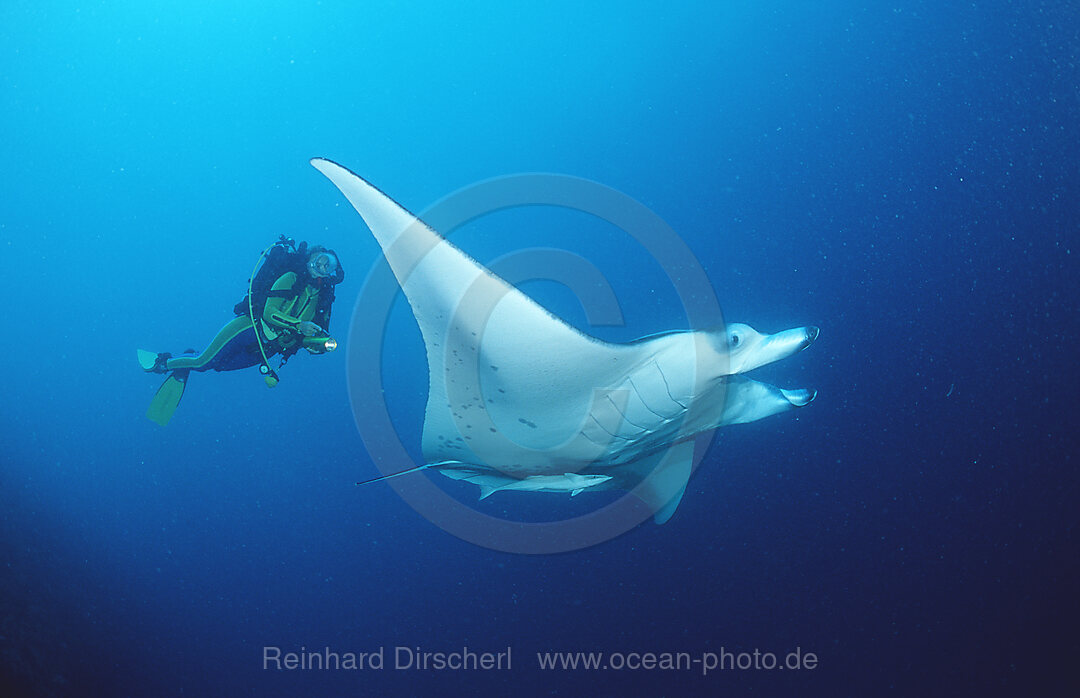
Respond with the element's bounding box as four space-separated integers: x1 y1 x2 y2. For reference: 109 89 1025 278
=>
262 272 305 331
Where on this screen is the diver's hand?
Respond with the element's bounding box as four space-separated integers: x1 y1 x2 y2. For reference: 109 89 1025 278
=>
298 321 324 337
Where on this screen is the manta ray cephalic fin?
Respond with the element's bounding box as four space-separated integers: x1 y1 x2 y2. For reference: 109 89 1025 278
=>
630 438 698 524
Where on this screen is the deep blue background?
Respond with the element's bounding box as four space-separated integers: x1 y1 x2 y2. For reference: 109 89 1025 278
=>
2 1 1077 695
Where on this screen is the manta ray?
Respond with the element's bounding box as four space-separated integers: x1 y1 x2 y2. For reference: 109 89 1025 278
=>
313 158 818 524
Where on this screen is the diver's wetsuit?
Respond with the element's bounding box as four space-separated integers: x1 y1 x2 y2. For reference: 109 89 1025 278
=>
164 271 325 372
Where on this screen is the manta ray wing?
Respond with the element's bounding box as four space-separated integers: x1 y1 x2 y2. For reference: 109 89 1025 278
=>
312 158 652 476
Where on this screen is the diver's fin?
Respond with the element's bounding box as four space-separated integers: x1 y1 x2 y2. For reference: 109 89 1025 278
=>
146 370 189 426
137 349 161 372
138 349 173 373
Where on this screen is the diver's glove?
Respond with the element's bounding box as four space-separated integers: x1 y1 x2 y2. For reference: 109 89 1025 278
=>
298 321 325 337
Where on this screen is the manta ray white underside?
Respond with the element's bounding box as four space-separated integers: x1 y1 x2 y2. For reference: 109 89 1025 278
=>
312 158 818 524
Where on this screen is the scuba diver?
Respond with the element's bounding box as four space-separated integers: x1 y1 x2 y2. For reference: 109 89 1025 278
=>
138 237 345 425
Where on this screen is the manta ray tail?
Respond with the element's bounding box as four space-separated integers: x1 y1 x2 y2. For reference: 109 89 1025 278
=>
355 461 461 487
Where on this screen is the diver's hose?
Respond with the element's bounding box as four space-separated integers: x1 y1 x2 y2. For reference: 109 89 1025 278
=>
247 241 281 387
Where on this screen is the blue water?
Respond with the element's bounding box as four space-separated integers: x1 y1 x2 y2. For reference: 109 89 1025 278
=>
2 1 1077 695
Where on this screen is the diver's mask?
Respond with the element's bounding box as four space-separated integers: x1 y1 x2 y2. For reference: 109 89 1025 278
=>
308 252 338 279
